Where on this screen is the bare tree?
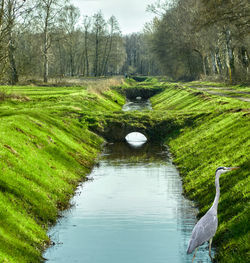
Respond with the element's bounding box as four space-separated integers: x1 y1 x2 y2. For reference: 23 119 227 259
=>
146 0 250 82
0 2 127 82
82 15 91 76
92 11 106 77
101 15 120 75
0 0 29 83
59 4 80 76
37 0 68 83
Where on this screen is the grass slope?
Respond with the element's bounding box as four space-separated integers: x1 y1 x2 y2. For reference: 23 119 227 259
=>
0 84 125 262
151 83 250 262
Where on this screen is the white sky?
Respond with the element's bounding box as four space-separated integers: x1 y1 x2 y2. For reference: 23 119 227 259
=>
71 0 156 35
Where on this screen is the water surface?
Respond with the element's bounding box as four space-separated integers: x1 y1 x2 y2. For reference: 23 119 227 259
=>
44 141 212 262
44 99 212 262
122 99 152 111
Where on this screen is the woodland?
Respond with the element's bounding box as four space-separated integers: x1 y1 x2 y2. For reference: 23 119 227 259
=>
0 0 249 84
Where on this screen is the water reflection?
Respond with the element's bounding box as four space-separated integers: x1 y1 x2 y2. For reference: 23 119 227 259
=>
104 142 168 165
44 99 213 263
125 132 147 148
122 99 152 111
44 141 212 263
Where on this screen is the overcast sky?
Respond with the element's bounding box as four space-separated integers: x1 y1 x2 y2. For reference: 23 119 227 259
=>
71 0 156 35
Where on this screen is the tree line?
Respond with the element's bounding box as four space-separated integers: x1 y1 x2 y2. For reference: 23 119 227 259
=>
146 0 250 83
1 0 249 84
0 0 127 84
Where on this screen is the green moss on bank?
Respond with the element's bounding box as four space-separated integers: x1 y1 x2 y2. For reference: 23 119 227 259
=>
0 84 125 262
151 83 250 262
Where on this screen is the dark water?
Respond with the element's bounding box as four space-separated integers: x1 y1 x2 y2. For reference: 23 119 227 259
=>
44 100 213 263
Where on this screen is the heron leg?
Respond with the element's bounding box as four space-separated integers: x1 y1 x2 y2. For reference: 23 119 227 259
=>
209 238 213 261
192 248 198 263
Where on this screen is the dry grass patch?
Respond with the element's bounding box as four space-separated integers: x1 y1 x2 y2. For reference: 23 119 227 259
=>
0 89 30 101
86 77 124 95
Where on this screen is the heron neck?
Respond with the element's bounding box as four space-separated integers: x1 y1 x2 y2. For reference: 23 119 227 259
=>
212 174 220 212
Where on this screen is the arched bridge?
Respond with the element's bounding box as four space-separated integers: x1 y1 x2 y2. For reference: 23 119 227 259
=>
89 112 186 142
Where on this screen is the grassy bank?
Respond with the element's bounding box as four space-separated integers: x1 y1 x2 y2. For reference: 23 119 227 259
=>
0 82 125 262
151 83 250 262
0 77 249 262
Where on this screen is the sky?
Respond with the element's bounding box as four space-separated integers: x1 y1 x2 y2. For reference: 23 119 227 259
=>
71 0 157 35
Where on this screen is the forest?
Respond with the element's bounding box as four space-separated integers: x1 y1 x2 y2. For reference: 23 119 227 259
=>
0 0 249 84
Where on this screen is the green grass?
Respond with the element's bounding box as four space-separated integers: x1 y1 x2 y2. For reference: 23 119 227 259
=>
0 78 249 262
184 81 250 99
0 84 125 262
151 81 250 262
151 85 249 112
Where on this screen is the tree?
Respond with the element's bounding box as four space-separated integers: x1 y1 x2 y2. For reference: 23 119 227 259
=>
58 4 80 76
0 2 127 82
0 0 28 83
92 11 106 77
146 0 250 82
82 15 91 76
123 32 160 76
100 15 120 75
36 0 68 83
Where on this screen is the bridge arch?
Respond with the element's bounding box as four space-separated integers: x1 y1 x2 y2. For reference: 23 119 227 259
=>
125 132 147 146
90 113 177 143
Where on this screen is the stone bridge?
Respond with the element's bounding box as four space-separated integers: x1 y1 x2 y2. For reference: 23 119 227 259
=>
89 112 185 143
114 86 164 100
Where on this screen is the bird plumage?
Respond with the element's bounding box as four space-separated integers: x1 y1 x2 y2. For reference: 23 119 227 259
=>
186 166 239 262
187 208 218 254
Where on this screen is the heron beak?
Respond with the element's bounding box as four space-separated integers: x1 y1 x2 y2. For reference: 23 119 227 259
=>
229 167 240 170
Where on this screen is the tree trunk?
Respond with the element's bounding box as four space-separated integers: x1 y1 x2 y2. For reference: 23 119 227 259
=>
70 46 74 76
84 29 89 76
7 1 18 84
43 42 49 83
225 28 235 83
43 11 49 83
202 56 207 77
101 36 110 76
215 49 222 74
57 40 64 76
8 35 18 84
102 34 114 76
94 29 99 77
0 0 4 31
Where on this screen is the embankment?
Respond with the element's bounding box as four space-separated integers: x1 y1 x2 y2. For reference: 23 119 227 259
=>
0 84 125 262
151 83 249 263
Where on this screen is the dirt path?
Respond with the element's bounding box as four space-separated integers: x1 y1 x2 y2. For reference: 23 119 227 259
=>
187 85 250 102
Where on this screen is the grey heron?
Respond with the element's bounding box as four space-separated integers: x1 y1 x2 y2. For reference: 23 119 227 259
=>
187 166 239 262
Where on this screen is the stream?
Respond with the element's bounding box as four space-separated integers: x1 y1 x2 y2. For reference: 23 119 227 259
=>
44 99 213 262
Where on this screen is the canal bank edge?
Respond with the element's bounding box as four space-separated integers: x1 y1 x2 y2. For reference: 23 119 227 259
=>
150 82 249 263
0 85 125 262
